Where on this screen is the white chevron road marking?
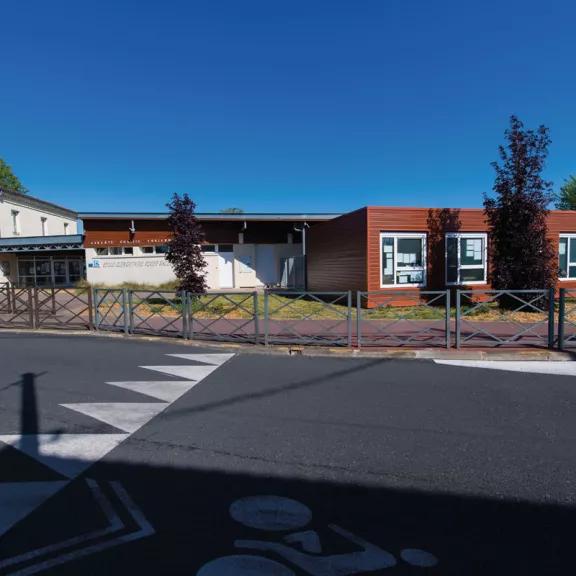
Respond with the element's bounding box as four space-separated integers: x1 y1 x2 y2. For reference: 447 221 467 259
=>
140 364 220 381
0 434 128 479
0 481 69 539
60 403 168 433
166 353 235 366
434 360 576 376
105 380 198 402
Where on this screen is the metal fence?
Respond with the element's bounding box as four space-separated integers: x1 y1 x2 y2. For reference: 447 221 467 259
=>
357 290 450 348
456 289 554 349
264 291 351 346
0 283 573 350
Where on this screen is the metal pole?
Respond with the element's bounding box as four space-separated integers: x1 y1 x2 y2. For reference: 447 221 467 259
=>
128 290 134 334
253 291 260 345
302 222 308 290
445 290 451 350
548 287 555 350
356 291 362 349
87 286 94 331
347 291 353 347
264 291 269 346
455 290 461 349
558 288 566 351
122 289 129 334
92 288 100 330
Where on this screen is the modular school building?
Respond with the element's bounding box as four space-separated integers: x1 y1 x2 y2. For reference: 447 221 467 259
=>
3 188 576 294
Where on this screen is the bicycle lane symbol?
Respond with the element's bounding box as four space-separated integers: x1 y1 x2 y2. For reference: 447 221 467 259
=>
197 495 439 575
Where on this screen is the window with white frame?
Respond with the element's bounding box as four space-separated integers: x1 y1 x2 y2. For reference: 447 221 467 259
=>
445 233 487 285
559 235 576 279
141 244 169 255
381 233 427 287
11 211 20 236
95 247 133 256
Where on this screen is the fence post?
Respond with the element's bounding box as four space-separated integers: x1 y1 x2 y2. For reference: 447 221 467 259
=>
87 287 95 331
347 291 353 347
548 287 556 350
181 291 189 339
30 288 36 329
253 291 260 345
92 288 100 330
189 293 195 340
121 289 129 334
445 290 451 350
558 288 566 351
127 290 134 334
264 291 270 346
356 291 362 349
455 290 461 349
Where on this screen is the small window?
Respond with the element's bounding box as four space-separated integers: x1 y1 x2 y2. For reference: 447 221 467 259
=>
95 247 109 256
11 211 20 236
201 244 216 253
218 244 234 253
123 247 134 255
559 235 576 279
109 247 122 255
380 233 427 287
142 246 155 254
155 244 169 254
445 233 487 285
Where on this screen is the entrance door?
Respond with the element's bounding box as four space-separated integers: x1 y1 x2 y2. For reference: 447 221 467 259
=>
218 245 234 288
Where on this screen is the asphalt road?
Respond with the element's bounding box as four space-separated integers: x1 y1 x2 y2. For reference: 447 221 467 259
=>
1 333 576 575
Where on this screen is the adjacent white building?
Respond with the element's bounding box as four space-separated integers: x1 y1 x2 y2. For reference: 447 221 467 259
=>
0 189 83 286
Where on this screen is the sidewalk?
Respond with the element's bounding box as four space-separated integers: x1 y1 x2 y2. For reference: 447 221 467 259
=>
1 327 574 361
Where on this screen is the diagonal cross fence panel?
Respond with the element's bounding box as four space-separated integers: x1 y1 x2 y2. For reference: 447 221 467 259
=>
557 288 576 350
128 290 185 337
357 290 450 348
0 284 34 328
93 288 127 332
456 289 555 349
188 292 258 343
34 287 93 329
264 291 352 346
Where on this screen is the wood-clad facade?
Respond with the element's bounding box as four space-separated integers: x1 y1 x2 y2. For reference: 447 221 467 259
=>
308 206 576 294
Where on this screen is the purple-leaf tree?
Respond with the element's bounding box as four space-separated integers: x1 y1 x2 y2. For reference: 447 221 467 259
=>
166 192 208 294
484 116 556 294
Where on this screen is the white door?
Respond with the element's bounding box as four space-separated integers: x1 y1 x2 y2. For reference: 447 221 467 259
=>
218 245 234 288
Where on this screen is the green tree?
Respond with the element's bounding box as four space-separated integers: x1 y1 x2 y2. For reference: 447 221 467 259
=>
555 175 576 210
0 159 27 194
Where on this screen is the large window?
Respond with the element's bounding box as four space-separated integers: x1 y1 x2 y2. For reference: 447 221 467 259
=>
380 233 427 287
559 235 576 280
445 233 487 285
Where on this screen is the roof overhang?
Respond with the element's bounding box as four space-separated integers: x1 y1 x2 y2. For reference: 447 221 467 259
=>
0 234 84 253
78 212 341 222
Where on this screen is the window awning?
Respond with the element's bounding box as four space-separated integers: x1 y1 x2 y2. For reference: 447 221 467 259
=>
0 234 84 253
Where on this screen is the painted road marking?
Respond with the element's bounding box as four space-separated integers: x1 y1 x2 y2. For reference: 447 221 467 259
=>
0 480 154 576
0 352 235 551
166 353 235 365
200 495 435 575
0 434 128 479
434 359 576 376
60 402 168 433
141 364 220 381
0 482 69 539
105 380 198 402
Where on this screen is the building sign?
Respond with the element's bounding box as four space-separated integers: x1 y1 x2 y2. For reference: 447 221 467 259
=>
89 259 172 269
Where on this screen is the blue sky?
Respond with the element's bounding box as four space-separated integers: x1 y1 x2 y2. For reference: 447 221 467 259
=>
1 0 575 213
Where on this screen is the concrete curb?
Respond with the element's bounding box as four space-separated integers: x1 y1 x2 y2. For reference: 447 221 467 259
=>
1 328 574 361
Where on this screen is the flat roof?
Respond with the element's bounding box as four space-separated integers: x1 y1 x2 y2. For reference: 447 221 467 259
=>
79 212 341 222
0 234 84 252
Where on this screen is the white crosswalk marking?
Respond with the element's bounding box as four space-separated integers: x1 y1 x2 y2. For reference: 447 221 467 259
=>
166 353 235 365
434 360 576 376
105 381 198 402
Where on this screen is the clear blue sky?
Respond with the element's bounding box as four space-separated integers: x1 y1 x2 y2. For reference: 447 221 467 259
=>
2 0 575 213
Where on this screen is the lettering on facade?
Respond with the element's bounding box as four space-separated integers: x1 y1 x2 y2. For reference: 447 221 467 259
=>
89 259 171 269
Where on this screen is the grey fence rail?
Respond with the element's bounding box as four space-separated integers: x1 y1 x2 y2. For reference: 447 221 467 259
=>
0 284 571 350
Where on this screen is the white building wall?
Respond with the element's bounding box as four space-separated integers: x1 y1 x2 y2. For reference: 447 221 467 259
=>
85 243 302 289
0 196 77 238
